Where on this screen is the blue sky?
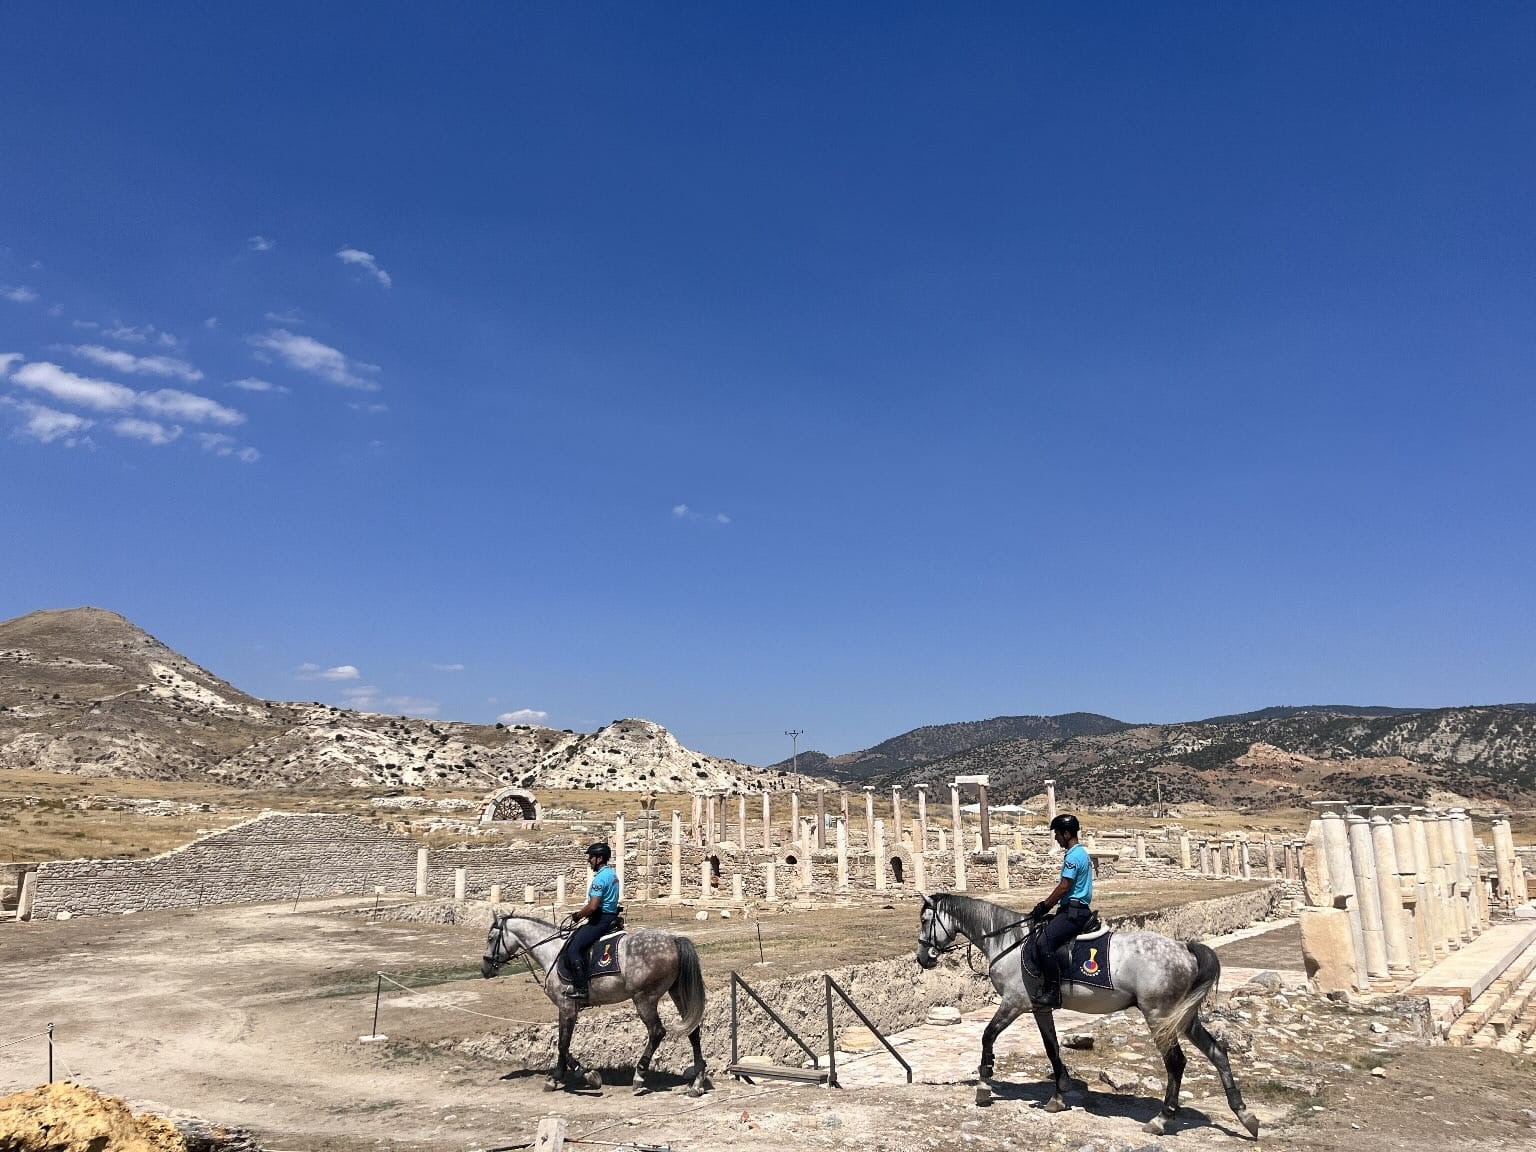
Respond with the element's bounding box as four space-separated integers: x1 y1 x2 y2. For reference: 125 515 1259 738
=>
2 5 1533 765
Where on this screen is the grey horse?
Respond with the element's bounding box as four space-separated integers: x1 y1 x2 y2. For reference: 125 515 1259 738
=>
916 893 1258 1138
481 913 712 1097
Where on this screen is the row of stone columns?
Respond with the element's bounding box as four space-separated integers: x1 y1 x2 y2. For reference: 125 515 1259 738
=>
1299 802 1492 992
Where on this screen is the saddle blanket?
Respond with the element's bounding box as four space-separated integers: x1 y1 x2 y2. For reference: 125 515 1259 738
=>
1064 932 1114 991
588 931 624 978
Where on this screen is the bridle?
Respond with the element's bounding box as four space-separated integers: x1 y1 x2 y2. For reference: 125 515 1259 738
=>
919 901 961 961
486 914 569 981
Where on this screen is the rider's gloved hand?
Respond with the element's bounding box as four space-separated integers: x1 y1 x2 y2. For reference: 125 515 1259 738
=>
1030 902 1051 920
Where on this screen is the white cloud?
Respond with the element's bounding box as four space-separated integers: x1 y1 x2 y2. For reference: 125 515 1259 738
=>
46 303 63 318
12 361 137 411
498 709 549 725
673 503 732 526
197 432 260 463
204 317 220 330
229 376 287 394
70 345 203 382
297 663 361 681
249 329 379 390
112 418 181 446
2 286 38 303
0 353 20 379
349 401 389 414
429 663 465 672
71 320 99 331
336 248 392 287
86 323 178 346
249 235 274 252
137 388 244 426
4 399 94 445
264 309 302 324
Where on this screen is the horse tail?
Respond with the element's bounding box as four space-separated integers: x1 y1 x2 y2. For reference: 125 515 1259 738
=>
1151 940 1220 1053
669 935 707 1035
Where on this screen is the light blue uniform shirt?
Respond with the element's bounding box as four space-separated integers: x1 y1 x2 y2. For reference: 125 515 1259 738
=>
1060 843 1093 904
589 865 621 913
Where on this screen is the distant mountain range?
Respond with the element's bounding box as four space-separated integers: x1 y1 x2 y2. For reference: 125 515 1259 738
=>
0 607 821 794
773 704 1536 808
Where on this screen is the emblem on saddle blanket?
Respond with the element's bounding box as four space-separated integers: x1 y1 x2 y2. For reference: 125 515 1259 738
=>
1024 930 1116 992
588 931 624 978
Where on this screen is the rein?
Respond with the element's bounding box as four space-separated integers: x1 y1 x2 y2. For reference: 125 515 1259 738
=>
489 916 571 983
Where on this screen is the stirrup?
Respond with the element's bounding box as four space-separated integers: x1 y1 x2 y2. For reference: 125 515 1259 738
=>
1032 985 1062 1009
563 983 589 1000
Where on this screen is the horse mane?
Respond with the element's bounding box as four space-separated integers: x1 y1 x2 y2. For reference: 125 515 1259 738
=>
935 892 1022 940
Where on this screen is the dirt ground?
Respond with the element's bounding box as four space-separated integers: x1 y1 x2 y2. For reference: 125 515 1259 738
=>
4 878 1533 1152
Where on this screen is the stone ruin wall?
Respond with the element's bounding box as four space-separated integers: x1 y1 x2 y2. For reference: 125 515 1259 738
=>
29 812 420 917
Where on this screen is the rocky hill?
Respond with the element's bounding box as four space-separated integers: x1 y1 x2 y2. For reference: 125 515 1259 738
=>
0 608 820 794
879 706 1536 809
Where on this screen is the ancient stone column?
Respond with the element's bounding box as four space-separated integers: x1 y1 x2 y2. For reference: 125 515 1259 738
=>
737 796 748 852
1455 810 1484 933
762 792 772 850
916 785 929 850
836 820 849 891
996 845 1011 891
16 871 36 921
872 819 887 892
615 815 626 897
1346 812 1389 981
704 796 716 850
416 847 429 897
790 793 800 844
1368 814 1411 976
975 832 984 853
911 842 928 893
733 874 744 903
816 790 827 851
1135 834 1146 861
1211 843 1224 877
718 793 728 845
700 859 712 901
799 825 813 890
1437 811 1469 941
950 783 964 856
864 788 876 850
1198 841 1209 874
1179 833 1192 871
1045 779 1057 822
489 884 502 905
1013 828 1024 852
763 862 776 902
1240 842 1252 880
1318 807 1369 991
1264 839 1276 877
1415 808 1450 955
977 783 992 849
454 867 467 902
692 793 703 843
937 826 947 852
891 786 903 842
670 811 683 900
556 875 567 909
1493 819 1517 908
524 884 536 905
1391 811 1428 966
952 826 968 891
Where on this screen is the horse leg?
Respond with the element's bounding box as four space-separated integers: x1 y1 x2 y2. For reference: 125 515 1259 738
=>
1186 1018 1259 1138
548 1009 576 1091
1031 1006 1071 1113
684 1025 712 1097
631 994 666 1095
1143 1039 1186 1135
978 1000 1024 1080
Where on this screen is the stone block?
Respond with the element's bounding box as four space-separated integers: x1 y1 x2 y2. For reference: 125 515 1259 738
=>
1299 906 1360 994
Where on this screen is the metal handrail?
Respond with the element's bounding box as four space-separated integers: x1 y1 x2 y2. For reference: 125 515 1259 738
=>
824 975 912 1088
729 971 820 1069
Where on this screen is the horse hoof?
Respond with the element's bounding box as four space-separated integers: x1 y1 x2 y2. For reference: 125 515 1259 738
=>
685 1086 704 1098
543 1078 560 1093
1143 1117 1167 1136
1238 1109 1260 1138
1043 1098 1067 1114
584 1071 603 1089
633 1084 650 1096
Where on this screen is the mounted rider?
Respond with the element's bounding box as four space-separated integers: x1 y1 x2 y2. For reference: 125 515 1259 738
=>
562 841 621 1001
1028 813 1094 1008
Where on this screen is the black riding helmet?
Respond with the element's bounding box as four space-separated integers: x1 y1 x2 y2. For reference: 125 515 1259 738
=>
586 841 612 863
1049 813 1080 837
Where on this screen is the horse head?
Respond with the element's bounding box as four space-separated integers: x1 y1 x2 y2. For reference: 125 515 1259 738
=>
482 913 516 979
915 893 958 969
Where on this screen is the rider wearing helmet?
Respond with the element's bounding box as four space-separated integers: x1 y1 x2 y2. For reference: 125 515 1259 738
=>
563 842 620 1001
1028 813 1094 1008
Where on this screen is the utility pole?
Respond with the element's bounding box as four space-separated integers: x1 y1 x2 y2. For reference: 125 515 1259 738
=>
784 729 804 776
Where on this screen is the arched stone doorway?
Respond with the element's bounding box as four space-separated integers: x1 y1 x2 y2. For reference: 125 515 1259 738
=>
479 787 541 824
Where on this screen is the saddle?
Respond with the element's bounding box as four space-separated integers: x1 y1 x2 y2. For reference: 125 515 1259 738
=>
1022 913 1116 991
556 926 626 984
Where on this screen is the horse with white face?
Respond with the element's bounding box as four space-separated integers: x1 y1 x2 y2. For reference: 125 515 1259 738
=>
916 893 1258 1138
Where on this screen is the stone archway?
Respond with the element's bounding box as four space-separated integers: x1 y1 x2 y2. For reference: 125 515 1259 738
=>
479 787 541 824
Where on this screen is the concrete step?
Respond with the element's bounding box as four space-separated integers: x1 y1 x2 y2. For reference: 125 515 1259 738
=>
1487 962 1536 1038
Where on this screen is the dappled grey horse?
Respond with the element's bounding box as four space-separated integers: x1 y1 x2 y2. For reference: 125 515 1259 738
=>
916 893 1257 1138
482 913 712 1096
